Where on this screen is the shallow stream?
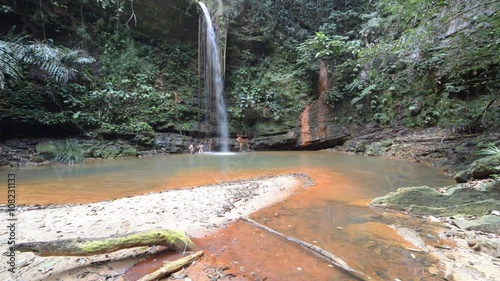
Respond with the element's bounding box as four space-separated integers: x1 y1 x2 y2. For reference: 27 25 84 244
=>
1 151 454 280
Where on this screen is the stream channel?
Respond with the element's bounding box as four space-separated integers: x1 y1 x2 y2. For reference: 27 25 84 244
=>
1 151 454 280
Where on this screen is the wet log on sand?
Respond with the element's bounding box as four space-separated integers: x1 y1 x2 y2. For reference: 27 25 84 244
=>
240 216 370 281
137 250 204 281
16 229 195 257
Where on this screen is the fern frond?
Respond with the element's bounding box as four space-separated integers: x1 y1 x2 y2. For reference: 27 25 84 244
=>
0 40 22 88
0 39 95 88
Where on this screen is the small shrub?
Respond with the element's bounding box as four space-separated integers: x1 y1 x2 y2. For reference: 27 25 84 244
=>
53 139 85 164
477 143 500 157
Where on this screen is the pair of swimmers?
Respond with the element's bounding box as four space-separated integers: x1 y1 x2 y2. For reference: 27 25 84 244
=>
188 143 204 154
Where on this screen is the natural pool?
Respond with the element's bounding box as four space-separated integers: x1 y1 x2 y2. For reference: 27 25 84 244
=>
1 151 454 280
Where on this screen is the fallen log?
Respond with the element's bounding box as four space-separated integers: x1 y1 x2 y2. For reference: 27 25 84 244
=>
137 250 204 281
240 217 370 281
16 229 195 257
394 135 478 143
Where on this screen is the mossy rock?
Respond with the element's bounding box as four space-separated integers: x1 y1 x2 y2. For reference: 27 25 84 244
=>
370 185 500 217
133 134 155 146
80 144 94 158
102 145 121 159
454 170 471 183
31 156 46 163
380 139 394 147
0 160 11 166
354 142 366 153
36 141 58 157
365 143 382 156
120 145 138 157
470 154 500 179
90 146 105 158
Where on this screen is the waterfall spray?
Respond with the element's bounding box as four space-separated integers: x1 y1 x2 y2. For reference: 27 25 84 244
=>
198 2 229 152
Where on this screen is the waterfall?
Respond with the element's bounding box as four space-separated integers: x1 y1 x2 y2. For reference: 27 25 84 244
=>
198 2 229 152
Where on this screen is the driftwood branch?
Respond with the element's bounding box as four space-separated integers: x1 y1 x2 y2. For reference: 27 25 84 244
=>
394 134 478 143
479 87 499 125
16 229 195 257
240 217 370 281
137 250 204 281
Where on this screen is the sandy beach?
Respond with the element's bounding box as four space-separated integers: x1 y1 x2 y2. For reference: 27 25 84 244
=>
0 174 307 281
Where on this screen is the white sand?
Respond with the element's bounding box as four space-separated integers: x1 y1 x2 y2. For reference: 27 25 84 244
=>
0 174 305 281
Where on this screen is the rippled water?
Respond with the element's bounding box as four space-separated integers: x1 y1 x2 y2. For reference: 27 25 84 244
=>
1 151 454 280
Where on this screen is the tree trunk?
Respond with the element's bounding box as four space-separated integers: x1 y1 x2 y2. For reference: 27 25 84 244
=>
16 229 195 257
137 250 204 281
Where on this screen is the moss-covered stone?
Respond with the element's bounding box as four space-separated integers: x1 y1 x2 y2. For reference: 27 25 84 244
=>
380 139 394 147
35 141 57 157
0 160 11 166
354 142 366 153
31 156 45 163
133 134 155 146
90 145 104 158
365 143 382 156
454 170 471 183
120 145 138 157
370 184 500 217
80 144 94 158
470 154 500 179
102 145 120 159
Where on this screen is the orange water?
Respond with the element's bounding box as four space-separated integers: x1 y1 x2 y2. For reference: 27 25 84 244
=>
1 151 454 280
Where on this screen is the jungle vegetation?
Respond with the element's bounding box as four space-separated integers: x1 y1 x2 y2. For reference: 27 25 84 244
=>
0 0 498 138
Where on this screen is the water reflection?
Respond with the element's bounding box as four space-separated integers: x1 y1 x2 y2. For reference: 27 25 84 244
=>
0 151 453 280
0 151 451 205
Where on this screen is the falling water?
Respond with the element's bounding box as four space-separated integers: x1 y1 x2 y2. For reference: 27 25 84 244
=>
199 2 229 152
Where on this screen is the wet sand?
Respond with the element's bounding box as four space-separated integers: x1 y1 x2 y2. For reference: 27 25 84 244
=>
0 174 305 281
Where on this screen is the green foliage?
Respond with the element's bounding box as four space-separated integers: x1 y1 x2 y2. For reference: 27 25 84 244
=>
0 39 94 89
297 32 347 60
97 32 158 81
478 144 500 157
52 139 85 164
1 0 498 140
291 0 500 129
226 55 309 132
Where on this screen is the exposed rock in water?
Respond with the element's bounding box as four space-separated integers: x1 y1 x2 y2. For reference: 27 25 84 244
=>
470 154 500 179
154 133 192 153
370 181 500 217
253 131 298 150
393 227 426 250
121 145 138 157
35 141 58 158
252 125 349 151
454 170 472 183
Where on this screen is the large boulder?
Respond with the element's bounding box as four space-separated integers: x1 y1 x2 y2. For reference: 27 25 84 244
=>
470 154 500 178
252 131 297 150
102 145 121 159
120 145 138 157
252 125 349 151
370 182 500 217
35 141 58 158
154 133 192 153
132 133 155 147
454 170 472 183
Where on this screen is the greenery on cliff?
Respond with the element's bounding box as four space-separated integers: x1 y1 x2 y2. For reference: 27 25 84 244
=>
0 0 498 139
